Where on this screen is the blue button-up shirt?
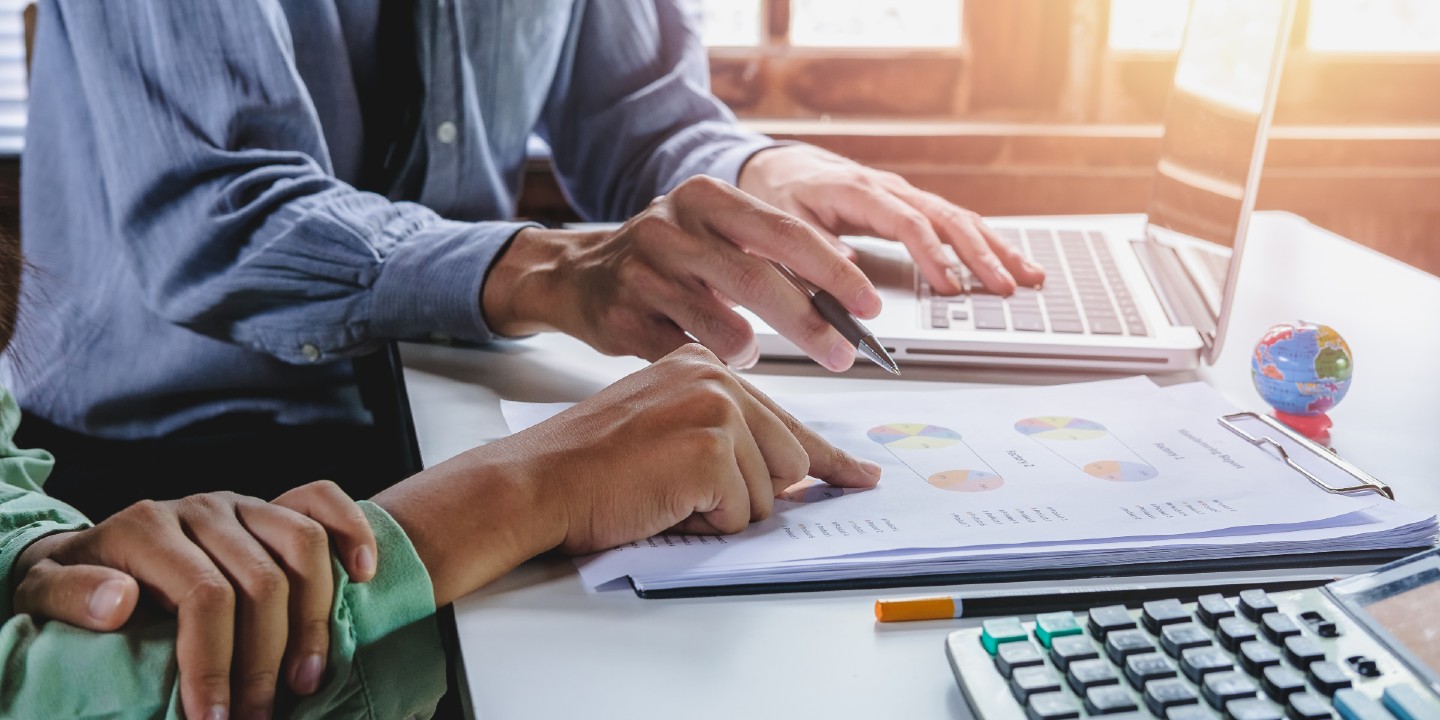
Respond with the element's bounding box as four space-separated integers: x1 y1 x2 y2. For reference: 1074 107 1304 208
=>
10 0 773 438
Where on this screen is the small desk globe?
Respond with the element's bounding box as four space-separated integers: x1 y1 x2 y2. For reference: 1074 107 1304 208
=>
1250 321 1353 442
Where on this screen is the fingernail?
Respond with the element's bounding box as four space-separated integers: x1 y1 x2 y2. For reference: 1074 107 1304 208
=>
991 263 1016 293
859 459 883 479
354 546 375 579
88 578 126 622
854 286 883 318
295 653 324 695
206 705 228 720
732 343 760 371
944 267 964 292
1023 259 1043 274
826 339 854 372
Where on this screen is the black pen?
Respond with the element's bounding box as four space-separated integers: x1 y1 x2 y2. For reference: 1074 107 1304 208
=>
769 261 900 375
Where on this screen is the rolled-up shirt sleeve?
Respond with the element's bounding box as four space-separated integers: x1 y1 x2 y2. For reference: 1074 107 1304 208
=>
48 0 524 363
0 388 448 716
0 502 446 719
537 0 780 221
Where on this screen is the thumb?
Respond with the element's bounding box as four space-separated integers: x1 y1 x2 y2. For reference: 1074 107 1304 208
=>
13 558 140 632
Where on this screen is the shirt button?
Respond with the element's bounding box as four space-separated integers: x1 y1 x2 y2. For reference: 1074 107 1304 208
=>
436 121 457 144
301 343 322 363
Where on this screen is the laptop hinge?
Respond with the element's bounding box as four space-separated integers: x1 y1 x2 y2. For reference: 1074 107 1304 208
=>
1131 239 1217 353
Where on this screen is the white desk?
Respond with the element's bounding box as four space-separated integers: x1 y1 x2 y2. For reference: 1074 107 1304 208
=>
400 213 1440 719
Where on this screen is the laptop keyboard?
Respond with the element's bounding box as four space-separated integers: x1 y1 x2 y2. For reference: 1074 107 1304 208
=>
1199 247 1231 289
922 227 1147 337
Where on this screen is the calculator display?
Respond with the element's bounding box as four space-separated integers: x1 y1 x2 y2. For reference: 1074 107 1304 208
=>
1328 548 1440 684
1362 582 1440 675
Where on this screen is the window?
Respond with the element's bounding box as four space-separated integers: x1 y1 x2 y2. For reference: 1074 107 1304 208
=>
681 0 1440 278
0 0 27 155
699 0 763 47
703 0 1440 125
789 0 962 48
699 0 973 119
1307 0 1440 52
1108 0 1188 52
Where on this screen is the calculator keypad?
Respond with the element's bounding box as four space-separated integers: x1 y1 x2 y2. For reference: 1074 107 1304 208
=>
1087 605 1137 640
948 589 1439 720
1217 616 1259 651
996 641 1046 678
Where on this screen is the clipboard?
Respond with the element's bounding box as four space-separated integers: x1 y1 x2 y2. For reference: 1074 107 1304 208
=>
629 411 1419 599
627 549 1420 599
1218 411 1395 500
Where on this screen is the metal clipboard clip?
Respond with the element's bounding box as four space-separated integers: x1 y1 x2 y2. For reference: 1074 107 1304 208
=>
1218 412 1394 500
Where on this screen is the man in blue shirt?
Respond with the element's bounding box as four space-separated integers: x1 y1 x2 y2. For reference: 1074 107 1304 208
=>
11 0 1043 514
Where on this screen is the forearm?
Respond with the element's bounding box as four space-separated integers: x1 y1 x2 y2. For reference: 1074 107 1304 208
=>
140 188 532 363
372 442 564 607
43 0 535 361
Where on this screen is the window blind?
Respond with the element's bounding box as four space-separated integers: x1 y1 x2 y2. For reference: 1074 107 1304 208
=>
0 0 29 156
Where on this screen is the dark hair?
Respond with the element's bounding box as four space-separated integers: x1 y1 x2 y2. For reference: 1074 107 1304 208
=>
0 229 18 355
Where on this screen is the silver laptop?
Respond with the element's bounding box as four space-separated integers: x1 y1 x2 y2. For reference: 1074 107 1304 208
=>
748 0 1296 373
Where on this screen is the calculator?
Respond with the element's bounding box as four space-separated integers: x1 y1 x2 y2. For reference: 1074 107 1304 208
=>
945 547 1440 719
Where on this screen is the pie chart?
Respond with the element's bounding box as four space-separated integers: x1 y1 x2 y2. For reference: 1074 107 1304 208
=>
1013 416 1109 441
867 423 962 449
1083 460 1158 482
927 469 1005 493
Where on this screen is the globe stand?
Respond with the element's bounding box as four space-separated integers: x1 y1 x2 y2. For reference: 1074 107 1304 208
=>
1272 410 1332 445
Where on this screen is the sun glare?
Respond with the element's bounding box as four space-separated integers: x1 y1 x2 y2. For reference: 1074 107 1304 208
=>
699 1 1440 56
1308 0 1440 52
1109 0 1190 52
791 0 962 48
700 0 762 47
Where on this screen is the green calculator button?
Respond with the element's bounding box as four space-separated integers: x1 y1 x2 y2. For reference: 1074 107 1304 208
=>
1034 611 1083 648
980 617 1028 655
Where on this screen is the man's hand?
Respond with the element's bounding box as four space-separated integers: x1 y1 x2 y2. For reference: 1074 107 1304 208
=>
13 481 378 720
375 344 883 606
739 144 1046 296
508 344 883 554
483 175 883 372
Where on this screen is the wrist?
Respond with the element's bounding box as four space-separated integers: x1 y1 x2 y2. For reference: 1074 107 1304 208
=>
481 227 585 337
736 145 788 199
373 446 562 606
14 531 77 578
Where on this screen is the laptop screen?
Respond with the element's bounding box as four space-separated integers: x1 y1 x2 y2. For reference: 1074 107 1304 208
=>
1144 0 1294 361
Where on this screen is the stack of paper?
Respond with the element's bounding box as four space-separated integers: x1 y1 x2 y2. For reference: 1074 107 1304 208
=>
501 378 1437 596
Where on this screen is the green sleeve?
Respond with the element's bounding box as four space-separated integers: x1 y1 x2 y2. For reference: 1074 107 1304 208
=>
0 502 448 719
0 388 92 619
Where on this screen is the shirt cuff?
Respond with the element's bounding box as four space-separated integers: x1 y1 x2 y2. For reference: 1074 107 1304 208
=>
701 136 791 188
296 501 446 718
369 218 539 345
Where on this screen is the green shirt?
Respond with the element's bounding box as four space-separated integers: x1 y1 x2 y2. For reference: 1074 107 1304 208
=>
0 389 447 718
